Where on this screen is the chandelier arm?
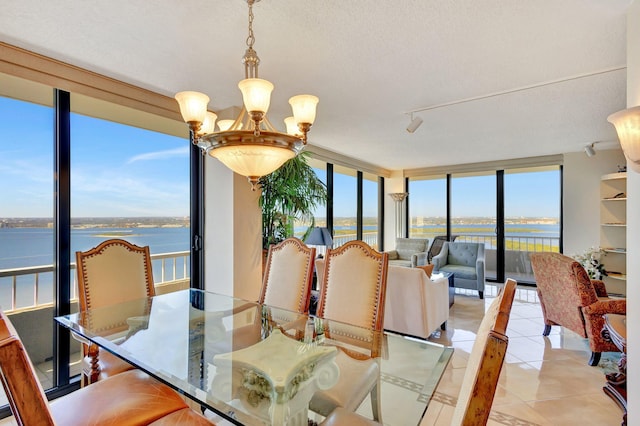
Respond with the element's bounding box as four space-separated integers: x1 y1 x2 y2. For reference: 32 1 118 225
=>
261 115 278 133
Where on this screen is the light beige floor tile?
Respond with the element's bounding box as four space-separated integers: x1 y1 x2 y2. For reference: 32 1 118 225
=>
528 393 623 425
421 283 623 426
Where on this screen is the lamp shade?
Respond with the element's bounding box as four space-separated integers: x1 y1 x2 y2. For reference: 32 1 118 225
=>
284 116 300 136
209 144 295 179
200 111 218 135
217 119 239 131
238 78 274 114
608 106 640 173
289 95 319 125
174 91 209 123
305 227 333 247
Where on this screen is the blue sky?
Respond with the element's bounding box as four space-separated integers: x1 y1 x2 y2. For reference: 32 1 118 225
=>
2 96 560 219
1 97 190 217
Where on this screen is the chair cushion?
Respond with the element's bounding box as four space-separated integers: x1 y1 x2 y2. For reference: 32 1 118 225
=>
388 259 412 268
320 407 380 426
447 243 479 267
50 369 188 426
439 264 477 280
395 239 428 260
309 350 380 416
149 408 214 425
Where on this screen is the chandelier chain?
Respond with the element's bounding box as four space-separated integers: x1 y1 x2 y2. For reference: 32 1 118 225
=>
246 0 255 49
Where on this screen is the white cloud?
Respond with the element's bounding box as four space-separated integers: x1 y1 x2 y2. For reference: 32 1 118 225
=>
126 147 188 164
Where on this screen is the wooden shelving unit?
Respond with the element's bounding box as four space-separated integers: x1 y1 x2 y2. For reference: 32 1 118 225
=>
600 172 627 296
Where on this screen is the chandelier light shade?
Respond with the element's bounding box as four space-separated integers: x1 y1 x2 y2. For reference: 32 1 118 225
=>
174 0 318 190
289 95 320 125
210 144 295 179
217 119 236 131
284 116 299 136
238 78 274 115
201 111 218 135
608 106 640 173
175 91 210 125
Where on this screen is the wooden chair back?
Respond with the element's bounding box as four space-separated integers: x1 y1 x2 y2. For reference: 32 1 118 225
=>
0 310 56 426
450 278 517 426
316 240 389 332
261 237 315 313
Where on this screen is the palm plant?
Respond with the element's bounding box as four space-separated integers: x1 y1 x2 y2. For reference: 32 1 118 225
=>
258 153 327 250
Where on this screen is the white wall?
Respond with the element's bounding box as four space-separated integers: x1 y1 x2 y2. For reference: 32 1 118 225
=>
626 1 640 422
204 160 262 300
562 149 626 257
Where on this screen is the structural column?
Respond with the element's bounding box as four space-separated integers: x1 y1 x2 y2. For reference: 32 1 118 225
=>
389 193 408 239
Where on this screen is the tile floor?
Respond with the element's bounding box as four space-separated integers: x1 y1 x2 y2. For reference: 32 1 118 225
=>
0 284 624 425
420 284 623 426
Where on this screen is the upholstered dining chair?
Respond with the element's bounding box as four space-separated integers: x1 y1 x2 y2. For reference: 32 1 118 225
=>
310 240 389 423
75 238 156 385
261 237 315 313
0 310 213 426
530 252 626 366
320 278 517 426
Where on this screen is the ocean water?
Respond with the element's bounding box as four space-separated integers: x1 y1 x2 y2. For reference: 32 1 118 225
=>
0 227 190 270
0 227 190 309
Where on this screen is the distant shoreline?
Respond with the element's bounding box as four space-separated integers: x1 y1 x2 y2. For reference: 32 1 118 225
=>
0 217 190 229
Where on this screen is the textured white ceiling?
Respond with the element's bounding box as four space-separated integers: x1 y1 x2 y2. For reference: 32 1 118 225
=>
0 0 633 170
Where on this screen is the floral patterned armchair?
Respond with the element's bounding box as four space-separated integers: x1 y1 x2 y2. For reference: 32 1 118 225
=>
530 252 626 366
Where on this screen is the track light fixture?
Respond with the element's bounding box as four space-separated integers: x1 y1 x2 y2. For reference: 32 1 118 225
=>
406 113 423 133
584 143 596 157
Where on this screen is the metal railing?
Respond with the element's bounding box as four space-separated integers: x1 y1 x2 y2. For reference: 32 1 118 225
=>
332 232 378 249
0 251 190 313
455 233 560 252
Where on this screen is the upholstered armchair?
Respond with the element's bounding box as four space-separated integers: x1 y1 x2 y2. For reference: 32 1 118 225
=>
432 241 485 298
385 237 430 268
530 252 626 366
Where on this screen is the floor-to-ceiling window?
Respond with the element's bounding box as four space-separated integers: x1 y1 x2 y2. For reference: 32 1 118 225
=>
503 166 561 282
408 164 562 284
332 165 358 246
362 172 379 249
306 158 384 251
0 71 192 414
0 83 59 402
70 94 190 287
451 172 498 280
409 175 447 241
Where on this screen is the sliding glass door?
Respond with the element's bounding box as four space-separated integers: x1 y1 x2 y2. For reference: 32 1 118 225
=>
503 167 561 283
451 172 498 281
409 165 561 284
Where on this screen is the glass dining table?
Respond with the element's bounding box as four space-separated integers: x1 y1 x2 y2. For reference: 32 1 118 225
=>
55 289 453 426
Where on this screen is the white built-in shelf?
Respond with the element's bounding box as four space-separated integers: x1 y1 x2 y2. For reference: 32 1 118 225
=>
604 248 627 254
607 272 627 281
600 172 626 295
601 172 627 181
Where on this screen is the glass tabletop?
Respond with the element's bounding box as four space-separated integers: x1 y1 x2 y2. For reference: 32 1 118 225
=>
55 289 453 425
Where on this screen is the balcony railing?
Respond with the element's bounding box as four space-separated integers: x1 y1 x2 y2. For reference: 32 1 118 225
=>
0 251 190 313
0 232 559 313
333 231 559 283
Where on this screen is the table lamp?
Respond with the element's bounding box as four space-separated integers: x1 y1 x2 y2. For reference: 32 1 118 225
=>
305 227 333 257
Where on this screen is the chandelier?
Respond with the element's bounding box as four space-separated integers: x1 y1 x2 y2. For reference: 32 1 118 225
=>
174 0 318 190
